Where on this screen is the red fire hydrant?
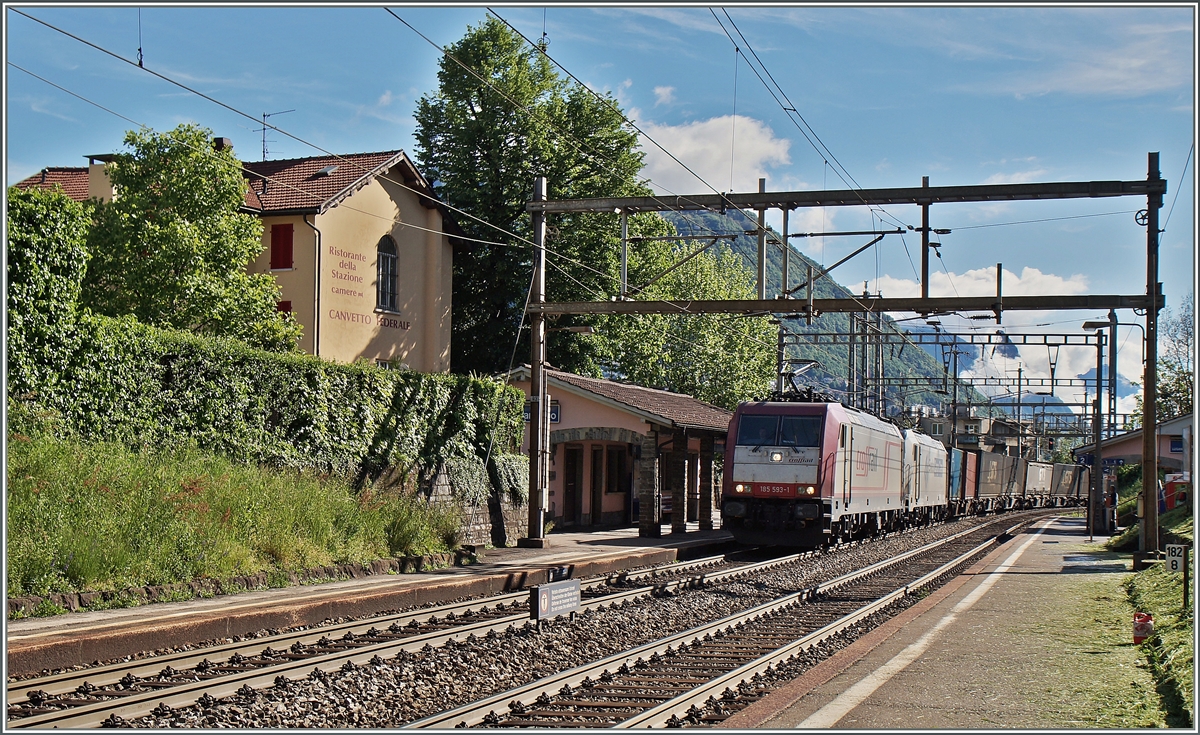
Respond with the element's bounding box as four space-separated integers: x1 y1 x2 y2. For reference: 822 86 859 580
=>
1133 612 1155 644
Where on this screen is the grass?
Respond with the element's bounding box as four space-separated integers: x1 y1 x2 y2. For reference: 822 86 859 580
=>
1025 553 1169 728
1124 561 1195 726
1106 505 1193 552
6 431 462 606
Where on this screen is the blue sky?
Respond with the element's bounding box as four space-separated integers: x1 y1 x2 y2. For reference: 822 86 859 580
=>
5 4 1196 411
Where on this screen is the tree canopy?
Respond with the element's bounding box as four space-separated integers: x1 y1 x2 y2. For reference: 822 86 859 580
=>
413 18 776 407
82 124 301 352
1131 292 1194 425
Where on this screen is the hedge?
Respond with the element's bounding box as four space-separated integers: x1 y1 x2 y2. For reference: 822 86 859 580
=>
7 312 526 494
7 183 526 501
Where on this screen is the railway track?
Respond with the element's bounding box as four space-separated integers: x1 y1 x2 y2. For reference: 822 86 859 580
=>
405 516 1027 729
5 551 802 728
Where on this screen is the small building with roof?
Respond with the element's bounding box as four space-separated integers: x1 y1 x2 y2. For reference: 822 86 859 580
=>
1074 412 1193 473
15 139 458 371
506 366 733 537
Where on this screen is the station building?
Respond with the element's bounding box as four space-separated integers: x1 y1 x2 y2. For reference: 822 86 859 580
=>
15 142 458 371
506 366 732 536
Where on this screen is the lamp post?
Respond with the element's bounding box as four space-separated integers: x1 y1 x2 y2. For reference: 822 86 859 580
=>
1083 320 1109 539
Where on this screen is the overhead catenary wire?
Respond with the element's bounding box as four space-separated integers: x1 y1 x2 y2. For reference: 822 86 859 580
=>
28 2 761 344
13 14 780 365
711 9 912 233
487 9 924 330
16 8 959 402
1162 142 1193 231
9 56 541 475
7 63 510 251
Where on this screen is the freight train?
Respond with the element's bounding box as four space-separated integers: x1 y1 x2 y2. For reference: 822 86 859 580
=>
720 399 1090 547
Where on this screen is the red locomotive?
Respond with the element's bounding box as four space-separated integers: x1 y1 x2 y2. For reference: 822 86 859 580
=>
721 399 1088 547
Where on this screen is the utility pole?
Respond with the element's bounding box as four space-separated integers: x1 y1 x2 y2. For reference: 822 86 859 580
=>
1108 309 1118 438
1141 152 1164 557
1015 363 1023 457
920 176 930 300
521 177 550 548
780 209 790 298
1091 331 1105 537
757 178 767 299
950 347 960 449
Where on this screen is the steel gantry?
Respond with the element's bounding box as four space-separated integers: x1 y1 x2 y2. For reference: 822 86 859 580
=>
521 154 1165 553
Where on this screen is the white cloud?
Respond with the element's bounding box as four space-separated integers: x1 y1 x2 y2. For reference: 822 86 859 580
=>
653 85 675 106
636 114 792 195
876 264 1089 300
23 96 77 123
377 90 394 107
875 264 1147 407
981 168 1049 185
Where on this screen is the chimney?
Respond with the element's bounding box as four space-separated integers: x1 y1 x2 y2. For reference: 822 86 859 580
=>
213 137 233 152
84 154 116 202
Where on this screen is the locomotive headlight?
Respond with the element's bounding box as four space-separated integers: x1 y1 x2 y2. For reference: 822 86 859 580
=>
769 451 783 462
805 486 816 495
734 483 748 493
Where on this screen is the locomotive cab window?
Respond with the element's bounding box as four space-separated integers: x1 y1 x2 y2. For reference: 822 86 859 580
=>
779 416 822 447
737 415 779 446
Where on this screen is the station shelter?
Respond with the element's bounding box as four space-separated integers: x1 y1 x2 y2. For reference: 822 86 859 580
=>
506 366 733 537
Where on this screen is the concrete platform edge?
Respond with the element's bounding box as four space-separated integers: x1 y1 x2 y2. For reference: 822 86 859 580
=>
718 534 1016 728
7 545 688 676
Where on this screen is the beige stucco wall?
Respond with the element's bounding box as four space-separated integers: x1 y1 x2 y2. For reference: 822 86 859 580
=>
247 167 452 371
250 215 318 355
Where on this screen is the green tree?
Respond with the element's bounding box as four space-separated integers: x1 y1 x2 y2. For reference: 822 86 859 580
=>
597 244 775 409
414 18 776 409
415 18 649 375
82 124 300 351
1131 292 1194 426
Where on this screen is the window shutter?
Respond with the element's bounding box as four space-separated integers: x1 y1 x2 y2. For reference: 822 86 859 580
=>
271 224 294 269
276 300 292 313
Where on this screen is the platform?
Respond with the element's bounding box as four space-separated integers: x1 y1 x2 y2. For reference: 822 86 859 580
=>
6 523 733 675
722 515 1148 729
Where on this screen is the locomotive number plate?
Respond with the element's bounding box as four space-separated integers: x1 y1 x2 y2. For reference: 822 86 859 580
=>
755 484 794 496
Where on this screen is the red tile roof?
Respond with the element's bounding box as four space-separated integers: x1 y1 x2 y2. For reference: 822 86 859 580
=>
240 150 434 214
13 167 90 201
15 151 437 217
511 366 733 433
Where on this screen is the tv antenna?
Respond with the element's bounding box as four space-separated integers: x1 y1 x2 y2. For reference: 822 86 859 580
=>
259 109 295 161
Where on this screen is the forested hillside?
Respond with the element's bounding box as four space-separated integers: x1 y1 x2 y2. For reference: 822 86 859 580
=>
661 210 986 412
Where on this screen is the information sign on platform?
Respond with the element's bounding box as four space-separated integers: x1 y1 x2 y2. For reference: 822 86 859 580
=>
530 579 581 621
1166 544 1187 573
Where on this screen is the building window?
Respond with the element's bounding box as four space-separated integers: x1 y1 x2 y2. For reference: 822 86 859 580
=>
271 224 293 269
377 235 398 311
931 423 944 436
276 300 292 313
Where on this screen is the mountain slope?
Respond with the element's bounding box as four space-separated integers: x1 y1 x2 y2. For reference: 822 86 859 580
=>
661 209 986 411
